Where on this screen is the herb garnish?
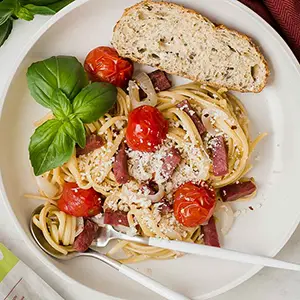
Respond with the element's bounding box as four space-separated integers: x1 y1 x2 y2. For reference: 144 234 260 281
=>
27 56 117 176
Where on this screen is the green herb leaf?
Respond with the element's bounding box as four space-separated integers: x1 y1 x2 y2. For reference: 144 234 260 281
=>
26 56 89 108
62 116 86 148
47 0 74 12
15 6 34 21
24 4 55 15
21 0 60 5
0 0 17 26
29 119 74 176
50 88 72 120
0 18 12 47
73 82 117 123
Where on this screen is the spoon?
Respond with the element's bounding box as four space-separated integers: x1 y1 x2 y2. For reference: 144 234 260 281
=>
94 224 300 272
30 205 190 300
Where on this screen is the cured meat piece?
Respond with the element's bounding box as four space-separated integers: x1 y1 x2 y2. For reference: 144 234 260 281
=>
220 180 256 202
139 70 172 98
202 217 220 247
211 136 228 176
161 147 181 179
73 219 99 252
177 100 206 135
113 142 130 184
104 209 129 227
148 70 172 91
158 199 173 215
76 134 104 156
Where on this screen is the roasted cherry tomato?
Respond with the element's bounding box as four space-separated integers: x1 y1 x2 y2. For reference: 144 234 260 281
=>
174 181 216 227
57 183 102 217
84 46 133 88
126 105 168 152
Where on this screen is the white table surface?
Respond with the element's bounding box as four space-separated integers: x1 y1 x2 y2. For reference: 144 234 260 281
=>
0 16 300 300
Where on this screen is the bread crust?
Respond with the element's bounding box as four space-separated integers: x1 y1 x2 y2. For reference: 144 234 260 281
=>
113 0 269 93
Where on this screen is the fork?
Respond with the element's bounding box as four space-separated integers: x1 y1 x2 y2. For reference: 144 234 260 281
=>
93 225 300 271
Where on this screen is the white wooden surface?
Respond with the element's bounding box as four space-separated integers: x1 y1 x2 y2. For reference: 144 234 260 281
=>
0 16 299 300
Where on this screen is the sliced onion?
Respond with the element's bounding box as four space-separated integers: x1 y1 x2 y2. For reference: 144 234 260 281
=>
75 217 84 237
129 72 157 109
135 72 157 105
147 184 165 203
214 201 234 235
36 175 59 199
201 109 218 136
128 80 141 109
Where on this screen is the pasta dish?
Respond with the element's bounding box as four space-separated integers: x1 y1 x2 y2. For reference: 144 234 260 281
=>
26 46 264 264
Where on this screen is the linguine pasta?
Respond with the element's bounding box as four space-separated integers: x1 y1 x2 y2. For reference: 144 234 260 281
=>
28 83 264 263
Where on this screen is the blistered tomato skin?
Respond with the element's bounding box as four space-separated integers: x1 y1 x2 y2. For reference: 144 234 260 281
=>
84 46 133 88
57 182 102 217
126 105 169 152
174 181 216 227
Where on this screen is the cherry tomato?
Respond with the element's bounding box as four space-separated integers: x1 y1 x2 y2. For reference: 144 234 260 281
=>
174 181 216 227
57 183 102 217
84 46 133 88
126 105 169 152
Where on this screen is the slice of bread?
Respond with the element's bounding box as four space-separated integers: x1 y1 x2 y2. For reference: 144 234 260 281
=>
112 1 269 92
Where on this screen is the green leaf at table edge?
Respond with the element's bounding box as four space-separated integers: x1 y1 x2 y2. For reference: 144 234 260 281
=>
21 0 60 5
0 0 18 26
29 118 75 176
47 0 74 12
73 82 117 124
15 6 34 21
24 4 55 15
0 18 12 47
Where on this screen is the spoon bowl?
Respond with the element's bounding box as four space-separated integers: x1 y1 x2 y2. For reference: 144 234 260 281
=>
29 205 189 300
30 205 80 260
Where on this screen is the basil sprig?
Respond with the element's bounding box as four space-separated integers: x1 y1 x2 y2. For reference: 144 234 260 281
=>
27 56 117 176
0 0 75 48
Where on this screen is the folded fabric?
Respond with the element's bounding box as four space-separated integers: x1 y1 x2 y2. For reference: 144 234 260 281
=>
239 0 300 61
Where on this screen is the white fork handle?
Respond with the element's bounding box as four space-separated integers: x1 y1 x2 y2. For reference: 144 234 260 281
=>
119 265 190 300
148 238 300 271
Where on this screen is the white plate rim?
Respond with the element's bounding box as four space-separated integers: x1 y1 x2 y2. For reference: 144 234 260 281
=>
0 0 299 299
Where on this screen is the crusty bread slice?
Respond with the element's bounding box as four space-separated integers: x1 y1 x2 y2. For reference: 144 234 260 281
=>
112 1 269 92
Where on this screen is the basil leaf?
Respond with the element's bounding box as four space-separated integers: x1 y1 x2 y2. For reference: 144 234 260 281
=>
15 6 34 20
24 4 55 15
50 88 72 120
47 0 74 12
22 0 59 5
73 82 117 123
0 0 17 26
29 119 74 176
26 56 89 108
0 18 12 47
62 116 86 148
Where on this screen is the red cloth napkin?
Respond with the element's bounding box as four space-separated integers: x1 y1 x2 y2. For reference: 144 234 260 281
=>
239 0 300 61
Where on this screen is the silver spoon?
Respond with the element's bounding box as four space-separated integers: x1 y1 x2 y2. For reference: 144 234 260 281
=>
30 205 190 300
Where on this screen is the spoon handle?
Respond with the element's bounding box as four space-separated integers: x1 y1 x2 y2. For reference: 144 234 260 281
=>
83 249 190 300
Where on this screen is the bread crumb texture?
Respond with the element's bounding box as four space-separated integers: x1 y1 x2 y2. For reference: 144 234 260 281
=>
112 1 269 92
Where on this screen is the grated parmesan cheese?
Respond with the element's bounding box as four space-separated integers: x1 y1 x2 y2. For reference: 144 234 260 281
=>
126 138 210 204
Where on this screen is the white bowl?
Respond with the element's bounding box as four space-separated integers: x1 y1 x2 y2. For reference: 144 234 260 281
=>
1 0 300 299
